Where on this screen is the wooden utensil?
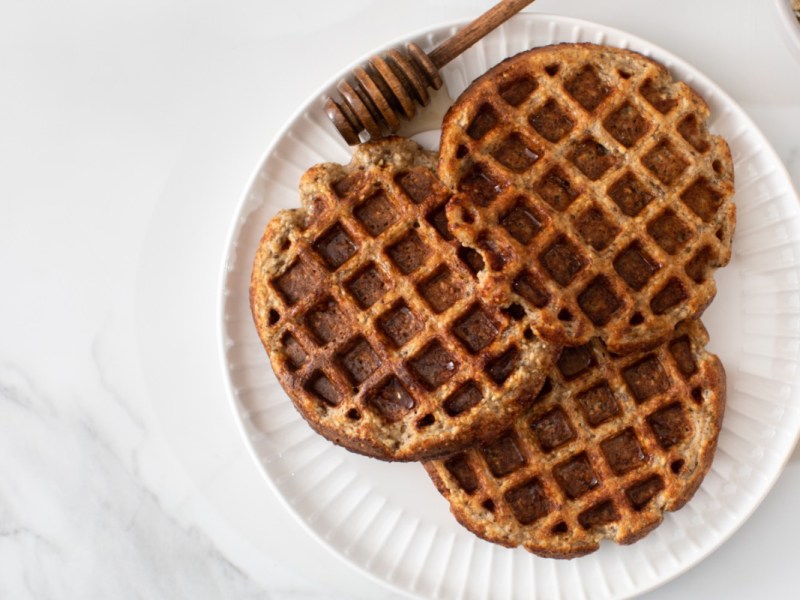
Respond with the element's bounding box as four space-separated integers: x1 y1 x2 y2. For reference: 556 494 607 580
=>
324 0 535 145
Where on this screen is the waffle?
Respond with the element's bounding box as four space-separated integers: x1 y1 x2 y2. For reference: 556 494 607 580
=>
424 319 725 558
438 43 735 353
250 137 558 461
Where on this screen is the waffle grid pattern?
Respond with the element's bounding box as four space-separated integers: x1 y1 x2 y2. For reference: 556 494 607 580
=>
425 320 725 558
439 44 735 353
251 139 557 461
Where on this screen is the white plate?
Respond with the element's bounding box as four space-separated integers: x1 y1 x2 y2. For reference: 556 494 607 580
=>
773 0 800 64
219 14 800 600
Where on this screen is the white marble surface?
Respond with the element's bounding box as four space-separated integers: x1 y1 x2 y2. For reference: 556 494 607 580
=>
1 0 799 598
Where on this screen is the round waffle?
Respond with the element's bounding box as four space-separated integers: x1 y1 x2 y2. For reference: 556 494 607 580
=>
424 319 725 558
438 43 735 353
250 137 558 461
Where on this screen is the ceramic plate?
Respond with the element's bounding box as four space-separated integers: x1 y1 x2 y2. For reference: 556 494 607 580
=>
219 14 800 599
774 0 800 63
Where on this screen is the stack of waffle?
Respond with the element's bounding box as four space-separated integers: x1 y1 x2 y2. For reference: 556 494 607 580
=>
250 43 735 557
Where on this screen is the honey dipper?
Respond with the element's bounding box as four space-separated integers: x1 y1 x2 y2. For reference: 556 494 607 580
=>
324 0 535 145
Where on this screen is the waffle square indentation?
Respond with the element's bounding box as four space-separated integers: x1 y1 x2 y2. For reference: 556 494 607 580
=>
378 301 422 348
345 263 387 308
677 114 710 153
530 407 576 452
536 166 579 211
564 65 609 112
492 132 542 173
501 198 543 245
639 78 677 114
305 370 340 406
623 354 670 402
626 475 665 510
578 276 622 326
529 99 574 142
305 298 349 345
481 431 527 478
603 101 650 147
540 236 586 287
578 500 620 530
332 172 366 197
313 222 358 269
387 230 430 274
367 376 415 422
608 172 654 217
685 246 717 283
557 344 596 380
600 428 647 475
650 278 688 315
467 103 499 140
418 266 466 314
512 270 550 308
576 382 621 427
443 381 482 416
505 477 551 525
642 140 688 186
453 304 498 353
281 332 307 370
273 258 320 306
457 163 504 207
408 340 457 390
426 203 453 241
647 403 690 449
570 138 617 181
486 346 519 385
553 452 599 499
354 189 397 236
668 335 698 377
498 75 537 106
337 336 380 384
614 242 660 291
444 453 479 494
647 209 692 254
680 177 723 222
574 206 619 251
396 168 438 204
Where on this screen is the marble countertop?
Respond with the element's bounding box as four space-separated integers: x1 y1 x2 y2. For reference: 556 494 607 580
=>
2 0 799 598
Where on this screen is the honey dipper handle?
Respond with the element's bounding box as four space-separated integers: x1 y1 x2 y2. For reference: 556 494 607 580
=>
428 0 535 68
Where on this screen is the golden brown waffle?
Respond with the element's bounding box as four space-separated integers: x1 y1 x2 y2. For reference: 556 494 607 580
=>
438 43 736 353
250 137 558 461
424 319 725 558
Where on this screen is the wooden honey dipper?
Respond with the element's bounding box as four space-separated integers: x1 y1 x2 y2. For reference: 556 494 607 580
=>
324 0 535 145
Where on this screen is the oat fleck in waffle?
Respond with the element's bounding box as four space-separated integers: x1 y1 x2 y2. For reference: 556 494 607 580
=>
424 319 725 558
250 137 558 461
439 43 736 353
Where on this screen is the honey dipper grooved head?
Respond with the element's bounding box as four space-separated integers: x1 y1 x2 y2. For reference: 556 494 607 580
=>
324 43 443 145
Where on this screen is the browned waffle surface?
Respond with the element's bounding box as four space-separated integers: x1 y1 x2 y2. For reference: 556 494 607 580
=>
439 43 736 353
424 320 725 558
250 137 559 461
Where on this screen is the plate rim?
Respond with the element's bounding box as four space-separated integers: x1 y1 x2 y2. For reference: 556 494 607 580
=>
773 0 800 64
217 12 800 600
